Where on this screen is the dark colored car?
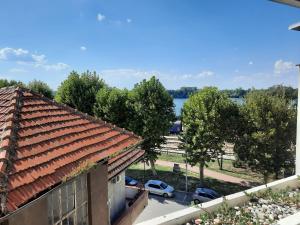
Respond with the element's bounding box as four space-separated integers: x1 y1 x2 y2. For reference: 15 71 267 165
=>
192 188 220 204
125 176 138 186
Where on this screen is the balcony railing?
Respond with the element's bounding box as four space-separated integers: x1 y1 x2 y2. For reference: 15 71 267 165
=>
136 175 300 225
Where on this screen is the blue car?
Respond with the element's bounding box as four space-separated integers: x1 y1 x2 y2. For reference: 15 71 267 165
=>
125 176 138 186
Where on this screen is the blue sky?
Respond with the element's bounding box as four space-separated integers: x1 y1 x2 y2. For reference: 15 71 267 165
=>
0 0 299 90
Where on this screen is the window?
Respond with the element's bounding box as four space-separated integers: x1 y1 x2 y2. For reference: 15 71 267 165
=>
149 184 161 189
111 175 121 184
48 175 88 225
198 193 214 199
160 182 168 189
148 184 155 188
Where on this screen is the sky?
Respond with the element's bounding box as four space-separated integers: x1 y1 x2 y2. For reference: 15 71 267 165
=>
0 0 299 90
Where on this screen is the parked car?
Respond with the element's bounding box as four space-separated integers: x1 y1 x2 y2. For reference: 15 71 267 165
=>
144 180 175 197
125 176 138 186
192 188 220 204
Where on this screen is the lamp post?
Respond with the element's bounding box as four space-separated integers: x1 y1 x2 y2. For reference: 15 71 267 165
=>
288 22 300 175
271 1 300 175
185 152 188 193
296 64 300 174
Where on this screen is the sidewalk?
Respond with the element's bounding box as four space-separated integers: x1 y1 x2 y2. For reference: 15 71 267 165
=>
155 160 250 186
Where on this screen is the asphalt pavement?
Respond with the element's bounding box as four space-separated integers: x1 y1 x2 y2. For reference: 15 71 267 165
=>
134 191 193 224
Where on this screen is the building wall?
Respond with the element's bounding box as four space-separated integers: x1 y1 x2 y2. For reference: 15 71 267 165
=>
88 162 109 225
108 171 126 223
7 195 48 225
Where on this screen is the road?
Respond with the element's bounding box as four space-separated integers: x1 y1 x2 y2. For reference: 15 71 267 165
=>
134 191 193 224
156 159 250 186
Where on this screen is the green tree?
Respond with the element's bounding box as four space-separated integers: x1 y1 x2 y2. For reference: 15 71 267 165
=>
234 91 296 183
93 87 131 129
266 85 297 101
129 76 175 175
27 79 54 98
0 79 24 88
181 87 238 185
55 71 106 115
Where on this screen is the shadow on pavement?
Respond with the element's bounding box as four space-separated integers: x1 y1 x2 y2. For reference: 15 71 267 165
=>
148 191 193 206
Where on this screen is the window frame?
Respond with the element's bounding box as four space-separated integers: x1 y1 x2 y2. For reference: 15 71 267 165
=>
48 174 88 225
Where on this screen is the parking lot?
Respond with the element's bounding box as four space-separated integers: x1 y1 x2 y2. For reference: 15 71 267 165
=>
134 191 193 224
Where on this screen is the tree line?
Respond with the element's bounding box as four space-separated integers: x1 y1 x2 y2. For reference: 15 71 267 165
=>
169 86 298 100
1 71 297 185
0 79 54 99
181 87 296 185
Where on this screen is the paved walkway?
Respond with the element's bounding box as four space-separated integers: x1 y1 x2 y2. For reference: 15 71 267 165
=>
156 160 250 186
134 191 192 224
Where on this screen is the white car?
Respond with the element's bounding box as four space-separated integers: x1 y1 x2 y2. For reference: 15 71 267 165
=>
144 180 175 197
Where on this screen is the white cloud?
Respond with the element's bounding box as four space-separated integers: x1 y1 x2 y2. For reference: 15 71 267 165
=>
249 61 253 65
101 69 215 81
80 46 87 51
0 47 45 63
0 47 69 71
126 18 132 23
9 68 27 73
101 69 157 79
181 74 192 79
99 68 221 89
196 70 215 78
32 54 46 63
97 13 105 22
274 59 295 74
37 62 69 71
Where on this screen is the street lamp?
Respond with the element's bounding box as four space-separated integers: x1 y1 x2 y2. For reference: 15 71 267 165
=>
288 22 300 175
272 0 300 175
296 64 300 174
289 22 300 31
271 0 300 8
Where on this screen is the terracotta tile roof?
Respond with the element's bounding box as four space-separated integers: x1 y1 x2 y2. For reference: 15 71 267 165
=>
0 86 142 214
108 149 144 180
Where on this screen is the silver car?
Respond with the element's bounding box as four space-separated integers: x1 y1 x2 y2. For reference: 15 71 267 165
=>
144 180 175 198
192 188 220 204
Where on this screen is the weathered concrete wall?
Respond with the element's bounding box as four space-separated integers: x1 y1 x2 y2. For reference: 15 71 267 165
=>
113 188 148 225
108 171 126 223
8 196 48 225
88 162 109 225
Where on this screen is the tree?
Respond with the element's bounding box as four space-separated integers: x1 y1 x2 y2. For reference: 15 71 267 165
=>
181 87 238 186
27 79 53 98
93 87 131 129
55 71 106 115
234 91 296 183
0 79 24 88
168 87 198 98
129 76 175 175
266 85 297 101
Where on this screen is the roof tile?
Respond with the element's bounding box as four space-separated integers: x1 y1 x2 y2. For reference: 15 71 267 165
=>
0 86 143 214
